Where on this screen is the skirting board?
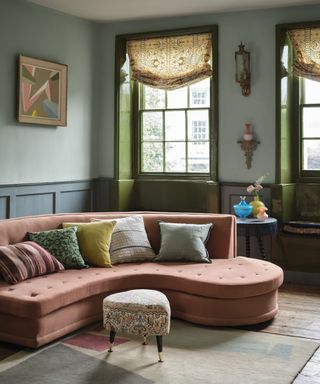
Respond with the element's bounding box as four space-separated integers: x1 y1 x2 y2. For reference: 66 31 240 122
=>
284 270 320 285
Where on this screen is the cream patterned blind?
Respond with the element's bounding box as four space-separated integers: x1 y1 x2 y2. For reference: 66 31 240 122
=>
127 33 212 90
288 28 320 81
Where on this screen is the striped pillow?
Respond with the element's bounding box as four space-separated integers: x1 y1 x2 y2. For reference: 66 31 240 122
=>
92 216 156 264
0 241 64 284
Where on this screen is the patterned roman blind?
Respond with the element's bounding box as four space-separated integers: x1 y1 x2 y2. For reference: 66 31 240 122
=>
288 27 320 81
127 33 212 90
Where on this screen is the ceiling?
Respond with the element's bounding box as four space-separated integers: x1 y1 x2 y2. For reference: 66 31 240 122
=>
26 0 320 22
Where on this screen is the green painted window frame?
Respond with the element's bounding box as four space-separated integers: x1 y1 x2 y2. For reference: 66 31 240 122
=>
276 21 320 184
114 26 218 182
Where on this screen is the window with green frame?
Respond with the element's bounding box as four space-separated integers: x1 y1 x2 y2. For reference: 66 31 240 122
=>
115 26 218 181
139 79 211 174
299 77 320 172
277 22 320 183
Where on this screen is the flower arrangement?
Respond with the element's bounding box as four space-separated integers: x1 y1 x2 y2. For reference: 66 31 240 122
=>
246 174 268 198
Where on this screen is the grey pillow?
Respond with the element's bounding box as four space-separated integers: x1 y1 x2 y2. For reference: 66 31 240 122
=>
155 222 213 263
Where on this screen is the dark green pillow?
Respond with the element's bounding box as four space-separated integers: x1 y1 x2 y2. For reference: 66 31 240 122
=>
154 222 213 263
29 227 87 269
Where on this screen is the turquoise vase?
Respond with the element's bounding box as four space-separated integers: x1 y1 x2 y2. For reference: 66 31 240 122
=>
233 197 253 218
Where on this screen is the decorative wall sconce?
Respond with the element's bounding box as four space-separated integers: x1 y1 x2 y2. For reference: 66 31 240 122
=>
237 123 259 169
235 42 250 96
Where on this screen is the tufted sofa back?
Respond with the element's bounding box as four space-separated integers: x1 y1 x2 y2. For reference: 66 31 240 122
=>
0 212 237 259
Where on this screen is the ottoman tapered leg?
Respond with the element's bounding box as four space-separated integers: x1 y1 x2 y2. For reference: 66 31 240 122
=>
142 335 148 345
156 335 163 362
108 330 116 352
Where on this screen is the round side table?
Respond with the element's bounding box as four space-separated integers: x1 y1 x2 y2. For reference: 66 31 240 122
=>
236 218 277 260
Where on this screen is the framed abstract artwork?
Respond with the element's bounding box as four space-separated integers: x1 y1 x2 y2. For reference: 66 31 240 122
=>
18 55 68 126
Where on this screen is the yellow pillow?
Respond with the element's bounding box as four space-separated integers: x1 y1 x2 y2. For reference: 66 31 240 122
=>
62 221 116 267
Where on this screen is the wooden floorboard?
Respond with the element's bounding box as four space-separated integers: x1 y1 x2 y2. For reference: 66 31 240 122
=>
251 283 320 383
260 283 320 342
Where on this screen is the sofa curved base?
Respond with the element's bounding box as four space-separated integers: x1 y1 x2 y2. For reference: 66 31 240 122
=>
0 288 279 348
163 289 279 326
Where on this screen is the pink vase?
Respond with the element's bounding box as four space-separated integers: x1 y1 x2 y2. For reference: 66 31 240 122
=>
243 123 253 141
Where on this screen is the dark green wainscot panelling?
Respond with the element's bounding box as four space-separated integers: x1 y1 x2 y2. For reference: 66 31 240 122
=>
136 179 219 212
110 179 136 211
296 183 320 221
270 182 320 273
271 183 296 223
272 234 320 273
111 179 219 213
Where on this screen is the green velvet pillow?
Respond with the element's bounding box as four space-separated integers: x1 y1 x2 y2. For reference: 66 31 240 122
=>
155 222 213 263
28 227 87 269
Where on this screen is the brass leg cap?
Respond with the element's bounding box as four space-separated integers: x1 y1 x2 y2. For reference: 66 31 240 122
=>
142 336 148 345
108 343 114 352
158 352 163 363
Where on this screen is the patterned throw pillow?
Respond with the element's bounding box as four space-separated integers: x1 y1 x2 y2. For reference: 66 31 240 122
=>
155 222 213 263
29 227 87 269
0 241 64 284
62 221 116 267
92 216 155 264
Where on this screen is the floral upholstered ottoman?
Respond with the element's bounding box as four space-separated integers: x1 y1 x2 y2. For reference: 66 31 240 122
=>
103 289 171 362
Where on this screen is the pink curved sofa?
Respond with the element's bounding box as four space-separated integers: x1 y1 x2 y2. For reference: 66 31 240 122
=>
0 212 283 348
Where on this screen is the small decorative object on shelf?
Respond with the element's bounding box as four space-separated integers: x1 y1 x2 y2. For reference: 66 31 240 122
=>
233 196 253 219
257 206 268 221
247 175 268 217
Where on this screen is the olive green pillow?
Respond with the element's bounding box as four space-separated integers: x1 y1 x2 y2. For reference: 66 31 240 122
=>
62 221 116 267
155 222 213 263
29 227 87 269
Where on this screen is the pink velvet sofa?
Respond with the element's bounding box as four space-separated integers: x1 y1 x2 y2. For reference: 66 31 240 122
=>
0 212 283 348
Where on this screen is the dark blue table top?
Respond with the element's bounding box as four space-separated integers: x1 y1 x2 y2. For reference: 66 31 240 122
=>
236 217 277 236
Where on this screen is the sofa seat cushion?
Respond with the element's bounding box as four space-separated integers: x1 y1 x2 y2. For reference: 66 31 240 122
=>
0 256 283 319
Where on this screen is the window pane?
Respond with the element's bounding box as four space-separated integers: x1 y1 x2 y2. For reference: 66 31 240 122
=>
142 143 163 172
165 142 186 172
187 110 209 141
281 77 287 106
167 87 188 109
143 86 165 109
165 111 185 141
302 108 320 138
303 140 320 170
188 142 210 173
281 45 288 71
304 79 320 104
190 78 210 108
142 112 163 140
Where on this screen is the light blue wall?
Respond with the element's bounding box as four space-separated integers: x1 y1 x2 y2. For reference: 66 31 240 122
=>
0 0 98 184
2 2 320 186
97 4 320 183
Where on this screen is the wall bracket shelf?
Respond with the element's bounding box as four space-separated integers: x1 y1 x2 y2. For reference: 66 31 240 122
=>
237 140 260 169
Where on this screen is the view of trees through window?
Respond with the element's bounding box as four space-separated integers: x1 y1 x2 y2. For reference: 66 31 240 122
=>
140 78 211 174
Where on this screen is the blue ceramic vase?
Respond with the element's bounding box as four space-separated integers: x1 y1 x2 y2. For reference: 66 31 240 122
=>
233 196 253 218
